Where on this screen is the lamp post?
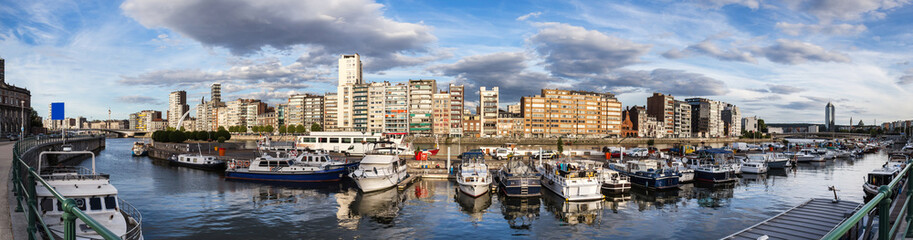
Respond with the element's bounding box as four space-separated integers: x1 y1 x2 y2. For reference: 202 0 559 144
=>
20 100 25 138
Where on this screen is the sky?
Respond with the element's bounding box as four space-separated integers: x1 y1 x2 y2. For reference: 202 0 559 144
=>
2 0 913 125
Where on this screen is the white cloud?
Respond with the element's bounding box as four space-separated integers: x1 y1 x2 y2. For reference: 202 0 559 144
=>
759 39 851 64
529 22 651 77
775 22 867 36
516 11 542 21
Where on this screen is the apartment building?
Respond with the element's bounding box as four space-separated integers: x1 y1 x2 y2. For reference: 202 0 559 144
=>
520 89 622 138
336 54 362 131
384 83 409 133
646 93 675 136
323 93 338 131
432 92 451 135
167 90 189 128
722 103 741 137
287 94 324 129
479 87 499 137
448 84 464 137
674 100 692 138
408 79 436 135
687 98 724 138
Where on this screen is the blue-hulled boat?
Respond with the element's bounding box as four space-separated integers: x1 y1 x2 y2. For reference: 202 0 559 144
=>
688 149 739 183
496 160 542 197
612 160 680 190
225 151 357 182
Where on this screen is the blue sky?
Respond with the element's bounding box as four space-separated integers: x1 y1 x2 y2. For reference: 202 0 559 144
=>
2 0 913 125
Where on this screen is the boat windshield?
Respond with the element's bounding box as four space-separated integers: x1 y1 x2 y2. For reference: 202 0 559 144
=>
869 174 894 186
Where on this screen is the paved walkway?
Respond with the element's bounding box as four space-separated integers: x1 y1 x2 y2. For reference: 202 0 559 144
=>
1 142 26 240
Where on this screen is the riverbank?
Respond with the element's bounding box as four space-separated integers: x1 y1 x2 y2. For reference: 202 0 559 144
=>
221 134 776 145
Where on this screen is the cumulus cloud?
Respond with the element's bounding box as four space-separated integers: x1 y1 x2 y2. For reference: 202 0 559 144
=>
780 101 819 110
700 0 911 22
528 22 651 77
758 39 851 64
579 69 729 96
516 11 542 21
121 0 438 71
897 68 913 85
119 56 328 90
118 95 162 105
775 22 867 36
663 38 756 63
767 84 804 94
431 52 565 101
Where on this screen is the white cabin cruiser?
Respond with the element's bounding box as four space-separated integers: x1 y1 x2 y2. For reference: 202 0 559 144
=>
538 160 603 201
457 158 492 197
740 154 769 174
349 143 409 192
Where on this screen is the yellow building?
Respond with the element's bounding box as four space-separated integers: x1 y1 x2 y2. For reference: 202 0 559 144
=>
520 89 622 138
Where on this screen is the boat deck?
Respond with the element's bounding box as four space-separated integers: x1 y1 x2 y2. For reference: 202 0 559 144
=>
724 198 862 240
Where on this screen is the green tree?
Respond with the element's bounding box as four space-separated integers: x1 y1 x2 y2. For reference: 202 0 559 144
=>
310 123 322 132
179 126 186 131
264 125 274 133
252 126 260 133
557 137 564 157
208 131 216 141
240 125 247 133
217 136 226 143
195 131 208 141
758 119 768 133
152 130 168 142
296 124 306 134
30 109 43 129
278 125 287 134
169 131 186 143
218 126 227 132
217 129 231 141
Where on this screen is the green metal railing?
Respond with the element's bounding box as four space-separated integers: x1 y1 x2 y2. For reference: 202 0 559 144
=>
823 160 913 240
10 136 121 240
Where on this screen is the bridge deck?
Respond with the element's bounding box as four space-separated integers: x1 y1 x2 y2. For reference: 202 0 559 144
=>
725 198 862 240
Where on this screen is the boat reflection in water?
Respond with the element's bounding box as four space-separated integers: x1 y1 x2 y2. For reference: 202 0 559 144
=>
454 189 492 222
690 182 735 209
540 190 603 225
603 192 632 213
352 186 406 224
497 192 541 229
630 186 682 211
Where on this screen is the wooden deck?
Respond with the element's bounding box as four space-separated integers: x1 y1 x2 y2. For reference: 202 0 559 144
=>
397 175 422 190
725 198 862 240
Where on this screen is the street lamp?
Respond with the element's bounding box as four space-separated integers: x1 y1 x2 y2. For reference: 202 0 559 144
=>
20 100 25 139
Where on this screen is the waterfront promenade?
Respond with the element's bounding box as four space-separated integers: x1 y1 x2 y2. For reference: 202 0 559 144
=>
1 141 25 240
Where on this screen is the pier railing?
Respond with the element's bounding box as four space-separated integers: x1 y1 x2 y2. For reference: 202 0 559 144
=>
823 160 913 240
10 136 122 240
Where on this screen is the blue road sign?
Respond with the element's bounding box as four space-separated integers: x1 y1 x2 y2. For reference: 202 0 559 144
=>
51 102 64 120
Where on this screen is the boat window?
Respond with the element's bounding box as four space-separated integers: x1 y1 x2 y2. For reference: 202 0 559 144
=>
319 138 327 143
342 138 352 143
105 196 117 209
353 138 363 143
40 198 53 212
303 137 315 143
76 198 86 211
366 138 377 142
322 156 329 162
90 197 102 210
330 138 339 143
57 199 62 211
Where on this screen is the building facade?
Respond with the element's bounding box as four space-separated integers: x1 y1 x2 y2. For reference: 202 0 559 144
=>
366 82 387 133
497 111 524 138
825 102 835 132
673 100 692 138
448 84 464 137
323 93 338 131
0 58 32 136
129 110 162 132
646 93 675 136
167 90 189 128
432 92 450 136
722 103 741 137
479 87 499 137
520 89 622 138
337 54 363 131
408 79 436 135
384 84 409 133
686 98 724 138
287 94 324 129
742 116 758 132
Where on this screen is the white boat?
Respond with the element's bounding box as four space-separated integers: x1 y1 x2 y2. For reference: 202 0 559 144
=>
349 144 409 192
578 160 632 192
863 164 901 198
168 145 226 170
36 166 143 239
796 149 824 162
538 160 603 201
766 153 792 168
225 151 356 182
457 158 492 197
131 142 148 156
741 154 769 174
294 132 410 156
670 160 694 183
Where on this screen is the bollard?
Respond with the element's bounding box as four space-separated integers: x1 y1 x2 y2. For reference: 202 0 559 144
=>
879 185 893 240
61 199 78 240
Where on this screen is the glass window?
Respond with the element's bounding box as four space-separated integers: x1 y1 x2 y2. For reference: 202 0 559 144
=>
353 138 363 142
105 196 117 209
330 138 339 143
366 138 377 142
76 198 87 211
40 198 53 212
342 138 352 143
319 138 327 143
306 137 316 143
90 197 102 210
57 199 62 211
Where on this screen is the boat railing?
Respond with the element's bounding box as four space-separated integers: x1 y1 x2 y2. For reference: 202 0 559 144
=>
119 198 144 240
823 159 913 240
12 136 123 240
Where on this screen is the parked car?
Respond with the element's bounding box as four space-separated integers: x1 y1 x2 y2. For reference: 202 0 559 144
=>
6 134 19 141
532 150 558 159
490 148 516 160
611 151 626 158
458 149 486 159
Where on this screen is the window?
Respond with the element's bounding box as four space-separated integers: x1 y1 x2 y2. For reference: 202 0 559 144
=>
319 138 327 143
90 197 102 210
76 198 87 211
40 198 53 212
329 138 339 143
342 138 352 143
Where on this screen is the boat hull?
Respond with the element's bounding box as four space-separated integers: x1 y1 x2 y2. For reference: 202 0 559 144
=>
629 175 680 189
497 177 542 197
458 183 491 197
767 160 789 169
354 171 409 192
540 178 603 201
131 150 147 156
694 170 737 183
679 171 695 183
601 182 631 192
225 167 347 182
170 160 226 171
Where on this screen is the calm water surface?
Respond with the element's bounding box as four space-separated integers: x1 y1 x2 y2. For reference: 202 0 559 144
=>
79 138 888 239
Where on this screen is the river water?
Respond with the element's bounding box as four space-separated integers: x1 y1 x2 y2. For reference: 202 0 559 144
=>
79 138 888 239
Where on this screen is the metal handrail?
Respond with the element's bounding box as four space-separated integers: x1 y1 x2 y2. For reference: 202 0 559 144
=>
823 160 913 240
11 136 122 240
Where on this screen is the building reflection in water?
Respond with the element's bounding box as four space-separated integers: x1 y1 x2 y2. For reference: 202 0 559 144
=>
540 190 602 225
497 192 541 229
455 189 492 222
690 182 735 208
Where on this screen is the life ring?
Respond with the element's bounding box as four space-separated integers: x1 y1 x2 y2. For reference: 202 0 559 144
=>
241 161 250 168
228 162 236 169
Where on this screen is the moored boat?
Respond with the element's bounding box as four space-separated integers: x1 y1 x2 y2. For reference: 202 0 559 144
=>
496 159 542 197
169 153 226 171
741 154 769 174
349 143 409 192
131 142 148 156
614 160 681 189
538 160 603 201
225 151 355 182
863 165 901 198
457 158 492 197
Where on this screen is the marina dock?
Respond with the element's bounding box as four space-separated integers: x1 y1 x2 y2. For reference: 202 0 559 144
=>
724 198 862 240
397 175 422 190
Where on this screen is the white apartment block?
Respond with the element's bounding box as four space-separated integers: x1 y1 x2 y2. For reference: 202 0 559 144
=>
432 92 450 136
408 79 436 135
323 93 338 131
479 86 499 137
384 84 409 133
336 54 362 131
168 90 189 128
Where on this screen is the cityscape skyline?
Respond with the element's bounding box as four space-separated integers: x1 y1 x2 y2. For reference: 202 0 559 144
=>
2 0 913 124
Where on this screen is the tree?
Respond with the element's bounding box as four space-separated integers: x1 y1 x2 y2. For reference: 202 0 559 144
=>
179 126 186 131
218 126 227 132
240 124 247 133
557 137 564 157
310 123 322 132
152 130 168 142
208 131 216 141
30 109 43 129
252 126 260 133
758 119 768 133
169 131 187 143
296 124 306 134
264 125 274 133
195 131 208 141
217 129 231 141
278 125 287 134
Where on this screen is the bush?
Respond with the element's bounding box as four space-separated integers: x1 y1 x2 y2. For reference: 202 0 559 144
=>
169 131 186 143
296 124 306 133
217 136 226 143
195 131 208 141
153 130 170 142
278 125 287 134
217 129 231 141
208 131 217 141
